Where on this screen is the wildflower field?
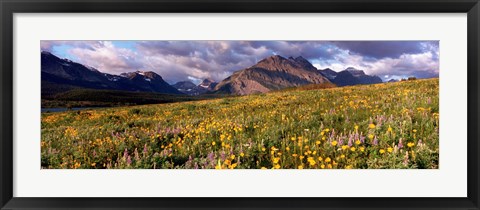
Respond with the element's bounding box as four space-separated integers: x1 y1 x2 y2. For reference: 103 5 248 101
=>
41 78 439 169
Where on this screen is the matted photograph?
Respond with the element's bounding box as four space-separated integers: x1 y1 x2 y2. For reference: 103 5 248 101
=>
40 40 439 169
3 0 479 208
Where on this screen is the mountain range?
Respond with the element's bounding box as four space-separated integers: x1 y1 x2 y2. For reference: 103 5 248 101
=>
41 51 383 97
41 51 182 97
172 79 218 95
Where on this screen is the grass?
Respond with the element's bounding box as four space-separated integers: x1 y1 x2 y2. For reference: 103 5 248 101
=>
41 88 227 108
41 78 439 169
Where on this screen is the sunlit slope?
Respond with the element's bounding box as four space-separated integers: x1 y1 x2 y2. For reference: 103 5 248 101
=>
41 78 439 169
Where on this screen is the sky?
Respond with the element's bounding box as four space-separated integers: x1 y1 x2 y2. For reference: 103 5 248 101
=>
41 41 439 84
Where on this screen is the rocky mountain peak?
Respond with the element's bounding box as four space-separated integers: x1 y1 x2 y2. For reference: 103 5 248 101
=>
258 55 287 65
345 67 366 76
199 78 218 90
214 54 331 95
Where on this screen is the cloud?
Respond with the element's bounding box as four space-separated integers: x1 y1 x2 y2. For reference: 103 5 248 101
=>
249 41 338 60
136 41 274 82
67 41 143 74
332 41 438 59
366 52 439 78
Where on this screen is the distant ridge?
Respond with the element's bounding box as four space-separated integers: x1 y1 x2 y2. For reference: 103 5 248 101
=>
320 66 383 87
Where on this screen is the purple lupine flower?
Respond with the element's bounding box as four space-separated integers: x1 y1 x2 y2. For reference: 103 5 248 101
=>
377 115 386 127
143 144 148 154
123 148 128 159
164 127 181 136
398 138 403 149
184 155 194 169
207 152 215 164
373 136 378 145
126 156 132 165
360 133 365 143
338 136 344 146
403 151 409 166
134 148 140 160
348 135 353 147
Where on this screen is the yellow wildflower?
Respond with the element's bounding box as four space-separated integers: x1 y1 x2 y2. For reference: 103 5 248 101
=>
407 142 415 148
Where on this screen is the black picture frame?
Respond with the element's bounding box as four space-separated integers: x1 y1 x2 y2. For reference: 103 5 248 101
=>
1 0 479 209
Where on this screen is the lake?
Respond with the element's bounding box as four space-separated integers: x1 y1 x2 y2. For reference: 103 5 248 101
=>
41 107 103 113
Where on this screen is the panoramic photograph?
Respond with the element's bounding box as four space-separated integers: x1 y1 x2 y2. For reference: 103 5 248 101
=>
41 40 439 169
